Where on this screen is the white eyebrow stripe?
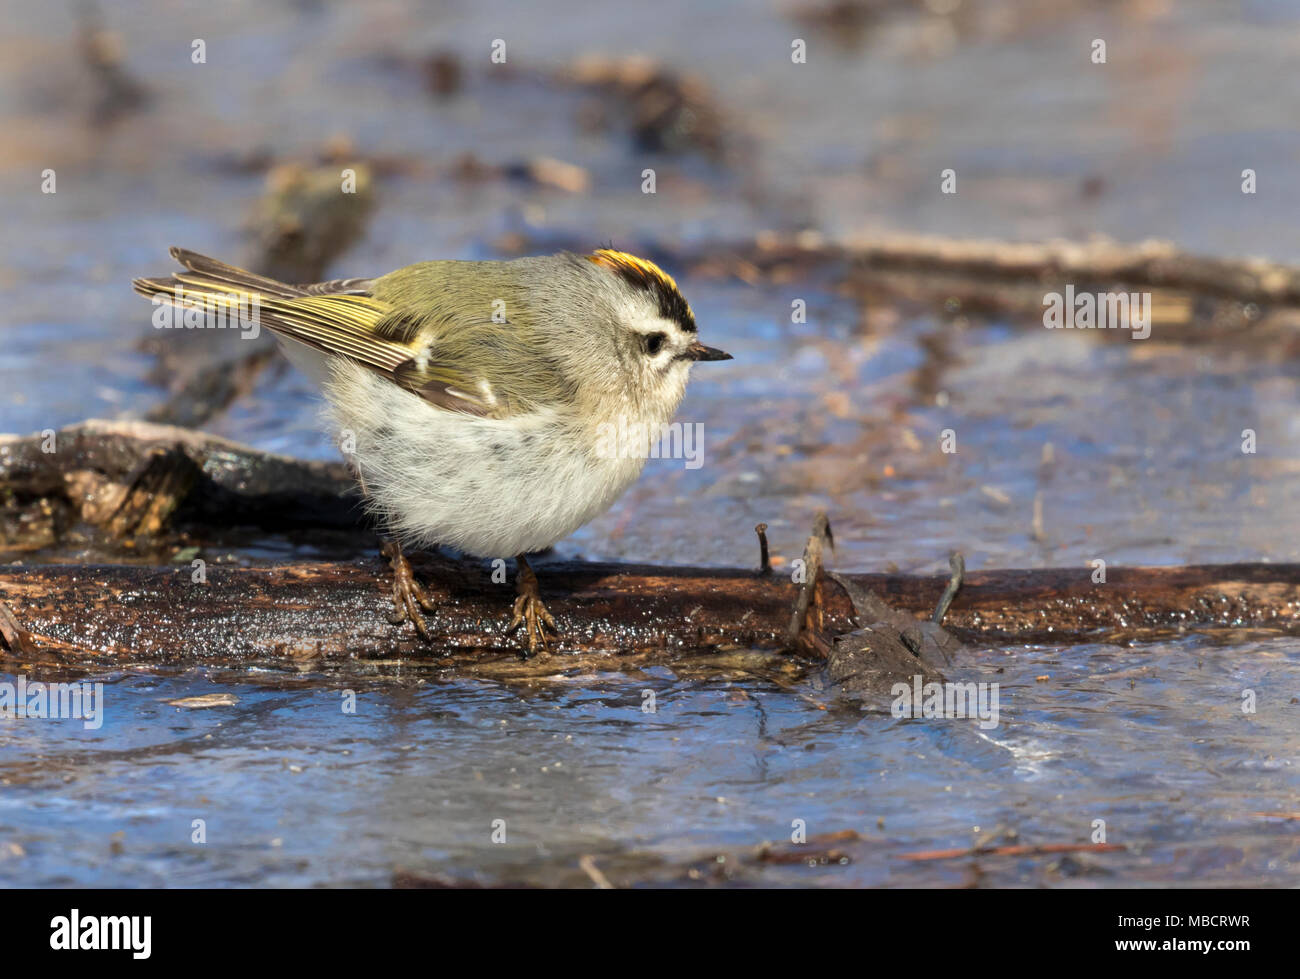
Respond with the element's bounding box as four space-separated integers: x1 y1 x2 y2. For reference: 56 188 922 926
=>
627 318 687 336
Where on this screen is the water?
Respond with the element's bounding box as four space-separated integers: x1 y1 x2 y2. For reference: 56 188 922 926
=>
4 631 1297 886
2 0 1299 886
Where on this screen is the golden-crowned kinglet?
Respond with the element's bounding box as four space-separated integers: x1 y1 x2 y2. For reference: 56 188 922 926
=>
134 247 730 655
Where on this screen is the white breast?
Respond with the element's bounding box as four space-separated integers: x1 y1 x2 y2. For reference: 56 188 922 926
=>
321 358 649 557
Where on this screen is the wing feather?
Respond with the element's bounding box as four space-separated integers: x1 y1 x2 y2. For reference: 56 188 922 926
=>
133 249 498 416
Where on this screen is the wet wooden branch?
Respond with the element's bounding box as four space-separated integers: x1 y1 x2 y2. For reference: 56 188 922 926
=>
2 558 1299 670
688 232 1300 306
847 235 1300 304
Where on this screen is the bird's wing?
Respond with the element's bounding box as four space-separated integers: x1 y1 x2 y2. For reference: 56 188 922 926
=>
133 248 559 418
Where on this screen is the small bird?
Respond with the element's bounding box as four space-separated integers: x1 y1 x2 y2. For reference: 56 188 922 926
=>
133 247 730 654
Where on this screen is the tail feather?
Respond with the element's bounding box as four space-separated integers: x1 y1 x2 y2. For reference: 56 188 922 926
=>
131 248 375 304
131 248 307 307
132 247 416 382
169 246 308 298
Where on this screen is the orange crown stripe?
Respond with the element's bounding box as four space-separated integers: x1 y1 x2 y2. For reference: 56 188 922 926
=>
587 248 681 295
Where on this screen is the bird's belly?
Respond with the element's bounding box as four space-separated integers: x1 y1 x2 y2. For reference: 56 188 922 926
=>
327 365 647 557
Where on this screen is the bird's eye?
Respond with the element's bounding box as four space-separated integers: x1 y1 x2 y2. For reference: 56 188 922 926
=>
644 332 667 356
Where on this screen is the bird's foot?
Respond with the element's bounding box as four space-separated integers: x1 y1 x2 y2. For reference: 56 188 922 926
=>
505 555 558 657
382 540 436 640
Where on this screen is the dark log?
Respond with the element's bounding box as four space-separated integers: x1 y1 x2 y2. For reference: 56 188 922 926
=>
2 558 1298 673
0 420 359 552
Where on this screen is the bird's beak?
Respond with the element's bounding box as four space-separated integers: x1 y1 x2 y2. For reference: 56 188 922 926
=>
685 340 732 362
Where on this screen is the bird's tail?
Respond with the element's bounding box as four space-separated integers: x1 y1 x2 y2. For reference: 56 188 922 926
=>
132 246 314 303
132 247 315 339
132 247 420 388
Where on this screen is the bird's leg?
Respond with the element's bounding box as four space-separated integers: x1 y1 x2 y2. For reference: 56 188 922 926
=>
382 539 437 640
506 554 558 657
344 452 437 642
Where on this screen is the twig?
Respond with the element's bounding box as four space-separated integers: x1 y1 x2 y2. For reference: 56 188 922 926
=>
0 600 30 656
578 855 615 889
897 842 1126 862
931 551 965 625
784 512 833 652
755 523 771 575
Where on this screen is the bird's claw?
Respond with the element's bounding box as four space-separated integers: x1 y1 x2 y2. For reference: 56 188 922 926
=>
382 541 436 641
505 557 558 658
506 592 558 657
